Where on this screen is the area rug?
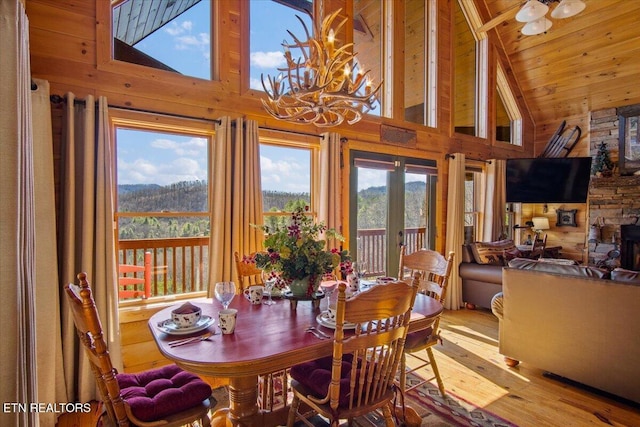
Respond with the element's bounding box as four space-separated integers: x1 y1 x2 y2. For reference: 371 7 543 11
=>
401 372 518 427
211 372 518 427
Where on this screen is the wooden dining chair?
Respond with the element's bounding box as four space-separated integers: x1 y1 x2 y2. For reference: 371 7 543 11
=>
286 278 419 427
233 251 264 291
118 251 151 299
397 246 455 396
530 233 548 259
65 272 213 426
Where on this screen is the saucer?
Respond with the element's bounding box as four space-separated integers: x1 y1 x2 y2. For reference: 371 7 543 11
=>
157 315 214 335
316 312 358 330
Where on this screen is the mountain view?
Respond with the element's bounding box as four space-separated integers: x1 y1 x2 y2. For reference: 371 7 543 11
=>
117 180 428 240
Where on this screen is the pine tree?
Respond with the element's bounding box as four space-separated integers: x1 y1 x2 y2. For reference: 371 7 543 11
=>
592 142 613 176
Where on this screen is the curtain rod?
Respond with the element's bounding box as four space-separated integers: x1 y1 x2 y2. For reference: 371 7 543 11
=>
445 153 492 164
49 94 222 125
259 125 324 139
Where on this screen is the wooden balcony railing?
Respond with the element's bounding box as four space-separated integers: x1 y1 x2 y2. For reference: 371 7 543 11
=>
117 228 425 301
357 227 426 277
118 237 209 300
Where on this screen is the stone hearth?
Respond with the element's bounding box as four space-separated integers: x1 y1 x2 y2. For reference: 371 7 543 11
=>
588 107 640 267
588 176 640 265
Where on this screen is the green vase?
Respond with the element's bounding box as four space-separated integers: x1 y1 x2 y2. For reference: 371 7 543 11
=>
288 276 318 297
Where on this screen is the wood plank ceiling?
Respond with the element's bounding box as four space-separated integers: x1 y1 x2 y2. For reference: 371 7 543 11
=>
480 0 640 142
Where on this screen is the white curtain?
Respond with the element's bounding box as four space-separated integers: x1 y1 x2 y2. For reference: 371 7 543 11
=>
0 1 39 424
32 79 67 426
208 118 263 288
319 132 343 249
59 94 120 403
231 120 264 264
444 154 466 310
481 159 506 241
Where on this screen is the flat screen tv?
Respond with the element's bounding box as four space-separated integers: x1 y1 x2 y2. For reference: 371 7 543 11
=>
506 157 592 203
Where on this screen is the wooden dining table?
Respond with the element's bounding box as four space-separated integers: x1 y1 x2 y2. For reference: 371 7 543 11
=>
148 290 443 427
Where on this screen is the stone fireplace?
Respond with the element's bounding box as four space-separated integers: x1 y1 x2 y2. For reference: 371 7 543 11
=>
588 107 640 267
621 225 640 270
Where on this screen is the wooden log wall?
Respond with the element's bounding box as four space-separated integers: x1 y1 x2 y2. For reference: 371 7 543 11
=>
23 0 593 372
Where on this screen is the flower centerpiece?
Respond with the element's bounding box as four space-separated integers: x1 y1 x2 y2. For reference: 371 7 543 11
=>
253 206 351 297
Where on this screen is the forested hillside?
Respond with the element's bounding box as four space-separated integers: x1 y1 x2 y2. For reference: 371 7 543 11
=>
117 180 427 239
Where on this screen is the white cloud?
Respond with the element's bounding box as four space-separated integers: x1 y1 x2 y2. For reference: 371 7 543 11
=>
250 77 265 91
260 155 309 193
251 51 286 68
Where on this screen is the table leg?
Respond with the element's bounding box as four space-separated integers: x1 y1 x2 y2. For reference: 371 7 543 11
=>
228 375 260 426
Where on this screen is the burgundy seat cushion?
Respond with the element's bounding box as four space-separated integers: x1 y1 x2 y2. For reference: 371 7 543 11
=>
117 364 211 422
404 326 434 350
290 355 355 407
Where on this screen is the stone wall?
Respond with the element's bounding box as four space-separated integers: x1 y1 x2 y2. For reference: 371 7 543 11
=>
588 107 640 266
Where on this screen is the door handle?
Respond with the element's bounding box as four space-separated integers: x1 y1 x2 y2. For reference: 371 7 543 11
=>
397 230 404 247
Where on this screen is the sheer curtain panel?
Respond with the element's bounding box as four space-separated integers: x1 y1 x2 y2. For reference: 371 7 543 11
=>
319 132 343 249
481 159 506 241
208 118 264 287
0 1 39 424
444 154 466 310
58 94 120 403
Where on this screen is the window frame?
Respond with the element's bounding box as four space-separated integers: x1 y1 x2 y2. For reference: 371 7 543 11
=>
97 0 221 85
495 62 523 146
110 110 216 305
258 129 321 224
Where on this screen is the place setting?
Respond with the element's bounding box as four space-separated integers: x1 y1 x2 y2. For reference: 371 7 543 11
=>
156 301 215 336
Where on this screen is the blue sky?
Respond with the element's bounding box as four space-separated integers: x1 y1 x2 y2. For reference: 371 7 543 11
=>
116 0 385 191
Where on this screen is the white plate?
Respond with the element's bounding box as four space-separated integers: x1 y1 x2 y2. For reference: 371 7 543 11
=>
316 312 358 330
157 315 215 335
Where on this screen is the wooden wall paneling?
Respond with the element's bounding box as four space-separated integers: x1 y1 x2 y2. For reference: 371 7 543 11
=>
519 203 587 262
437 0 452 134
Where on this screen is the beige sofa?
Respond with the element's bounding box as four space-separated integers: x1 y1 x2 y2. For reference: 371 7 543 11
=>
493 259 640 404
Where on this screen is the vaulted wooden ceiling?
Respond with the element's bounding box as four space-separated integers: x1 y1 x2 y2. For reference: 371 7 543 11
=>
479 0 640 149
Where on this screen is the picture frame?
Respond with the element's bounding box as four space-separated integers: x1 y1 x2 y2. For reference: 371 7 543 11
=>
556 209 578 227
618 104 640 175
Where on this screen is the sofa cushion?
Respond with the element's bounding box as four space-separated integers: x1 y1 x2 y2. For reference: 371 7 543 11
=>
458 262 503 284
611 268 640 284
502 247 524 264
461 244 475 263
507 258 610 279
471 239 516 265
117 364 212 422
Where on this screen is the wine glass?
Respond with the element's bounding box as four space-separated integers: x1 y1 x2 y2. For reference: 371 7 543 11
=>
214 281 236 310
354 261 368 279
261 271 277 305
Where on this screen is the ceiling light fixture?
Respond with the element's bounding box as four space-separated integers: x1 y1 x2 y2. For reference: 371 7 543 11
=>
516 0 585 36
260 8 382 127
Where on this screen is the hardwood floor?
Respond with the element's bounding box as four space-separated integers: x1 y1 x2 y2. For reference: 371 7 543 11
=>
56 309 640 426
409 308 640 427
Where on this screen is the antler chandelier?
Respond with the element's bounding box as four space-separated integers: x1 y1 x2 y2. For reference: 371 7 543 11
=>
261 8 382 127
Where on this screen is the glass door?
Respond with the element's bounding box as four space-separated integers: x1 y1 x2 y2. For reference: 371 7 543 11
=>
349 151 437 278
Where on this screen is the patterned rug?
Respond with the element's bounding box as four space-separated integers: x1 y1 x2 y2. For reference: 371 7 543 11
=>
211 372 517 427
401 372 517 427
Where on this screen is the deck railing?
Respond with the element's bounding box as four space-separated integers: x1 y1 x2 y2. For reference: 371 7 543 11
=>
117 227 425 301
357 227 426 277
118 237 209 300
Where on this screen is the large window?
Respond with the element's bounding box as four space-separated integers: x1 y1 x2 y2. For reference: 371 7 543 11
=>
259 134 318 227
496 63 522 145
404 0 437 127
112 0 213 80
464 169 482 243
353 0 384 117
453 0 477 136
113 118 214 300
249 0 312 91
